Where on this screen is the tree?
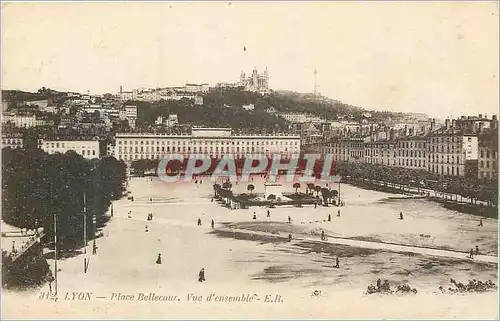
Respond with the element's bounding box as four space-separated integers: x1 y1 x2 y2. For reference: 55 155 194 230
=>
307 183 315 195
314 185 322 196
293 182 301 193
247 184 255 194
321 188 331 206
267 194 276 201
1 148 126 252
213 183 221 197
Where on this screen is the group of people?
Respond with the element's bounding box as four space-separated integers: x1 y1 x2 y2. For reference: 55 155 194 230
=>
366 279 416 295
442 278 497 293
197 218 215 229
326 210 342 221
468 245 481 259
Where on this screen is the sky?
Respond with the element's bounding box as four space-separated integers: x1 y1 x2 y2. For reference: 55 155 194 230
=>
1 1 498 119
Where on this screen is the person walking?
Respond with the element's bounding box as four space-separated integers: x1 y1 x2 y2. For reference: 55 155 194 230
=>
399 212 404 220
328 214 331 222
337 210 341 217
253 213 257 220
288 216 292 224
47 271 55 295
267 210 271 218
211 219 215 229
469 248 474 259
197 218 202 226
478 218 483 227
156 253 162 264
288 233 292 242
198 268 206 282
335 257 340 268
475 245 480 256
321 230 325 241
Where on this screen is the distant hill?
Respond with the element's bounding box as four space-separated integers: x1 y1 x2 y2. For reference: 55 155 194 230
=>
1 90 49 102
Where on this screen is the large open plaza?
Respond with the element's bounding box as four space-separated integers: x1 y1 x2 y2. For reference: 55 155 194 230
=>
2 176 498 319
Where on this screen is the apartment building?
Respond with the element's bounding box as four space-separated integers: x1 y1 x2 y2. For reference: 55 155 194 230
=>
322 137 366 163
396 135 427 170
426 126 478 177
365 140 397 166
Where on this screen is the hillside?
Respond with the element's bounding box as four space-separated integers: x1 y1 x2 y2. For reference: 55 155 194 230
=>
130 88 410 132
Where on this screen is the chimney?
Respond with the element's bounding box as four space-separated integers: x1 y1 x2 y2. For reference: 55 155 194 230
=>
404 125 408 136
120 86 123 94
493 115 497 121
430 118 436 131
461 116 465 120
390 128 395 140
451 119 456 128
479 114 483 119
445 118 451 129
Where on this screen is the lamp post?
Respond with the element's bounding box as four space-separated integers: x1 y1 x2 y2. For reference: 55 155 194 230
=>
53 209 58 295
110 193 114 218
83 192 88 273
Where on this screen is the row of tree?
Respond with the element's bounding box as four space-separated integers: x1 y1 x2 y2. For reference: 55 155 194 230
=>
2 147 127 251
334 162 498 207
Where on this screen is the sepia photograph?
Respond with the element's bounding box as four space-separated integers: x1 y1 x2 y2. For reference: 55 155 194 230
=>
1 1 498 319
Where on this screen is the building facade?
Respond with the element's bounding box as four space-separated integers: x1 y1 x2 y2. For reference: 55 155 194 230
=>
396 135 427 170
1 133 24 149
322 137 366 163
427 127 478 177
1 114 47 128
125 105 138 129
113 127 300 163
240 67 269 94
478 129 498 179
40 139 100 159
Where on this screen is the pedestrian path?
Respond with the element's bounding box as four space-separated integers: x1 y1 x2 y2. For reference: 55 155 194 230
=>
218 227 498 264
